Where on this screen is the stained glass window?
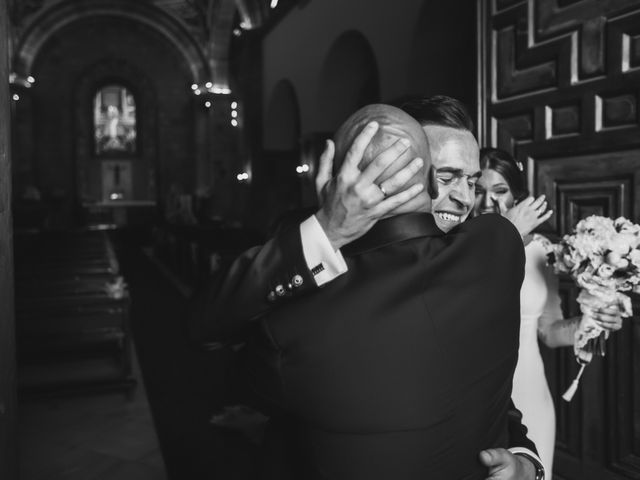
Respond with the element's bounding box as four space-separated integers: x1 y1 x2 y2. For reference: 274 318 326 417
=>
94 85 137 155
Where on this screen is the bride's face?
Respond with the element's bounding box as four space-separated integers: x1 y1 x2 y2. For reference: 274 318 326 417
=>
474 168 515 216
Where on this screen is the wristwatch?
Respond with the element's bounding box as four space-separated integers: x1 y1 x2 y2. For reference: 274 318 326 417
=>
514 452 545 480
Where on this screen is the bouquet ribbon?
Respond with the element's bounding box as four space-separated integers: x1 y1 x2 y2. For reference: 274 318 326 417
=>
562 289 632 401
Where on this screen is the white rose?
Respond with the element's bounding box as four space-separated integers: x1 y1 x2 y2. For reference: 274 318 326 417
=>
597 263 615 278
610 234 633 254
615 216 640 233
577 216 615 236
606 251 629 269
630 249 640 268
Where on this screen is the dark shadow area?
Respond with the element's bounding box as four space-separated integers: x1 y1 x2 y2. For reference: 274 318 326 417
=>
111 227 259 479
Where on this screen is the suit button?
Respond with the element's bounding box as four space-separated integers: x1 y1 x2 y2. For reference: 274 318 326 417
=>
275 284 286 296
292 275 303 287
267 291 276 302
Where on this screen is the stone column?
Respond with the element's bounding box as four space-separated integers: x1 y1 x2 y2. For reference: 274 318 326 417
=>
0 0 18 477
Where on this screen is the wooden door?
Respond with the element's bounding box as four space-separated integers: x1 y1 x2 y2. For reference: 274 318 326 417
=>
479 1 640 479
0 0 18 477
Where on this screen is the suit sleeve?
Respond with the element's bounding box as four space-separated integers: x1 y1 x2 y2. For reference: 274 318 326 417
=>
506 399 538 454
465 217 534 452
507 400 544 475
207 215 347 338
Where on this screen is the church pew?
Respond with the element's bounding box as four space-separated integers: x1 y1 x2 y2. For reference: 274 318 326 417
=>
14 230 135 398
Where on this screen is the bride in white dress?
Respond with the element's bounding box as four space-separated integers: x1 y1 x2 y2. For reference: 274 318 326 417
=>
474 148 623 475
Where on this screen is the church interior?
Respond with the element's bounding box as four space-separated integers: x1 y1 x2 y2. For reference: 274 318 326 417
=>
1 0 639 479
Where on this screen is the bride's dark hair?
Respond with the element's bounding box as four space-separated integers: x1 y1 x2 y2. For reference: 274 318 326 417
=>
479 148 529 203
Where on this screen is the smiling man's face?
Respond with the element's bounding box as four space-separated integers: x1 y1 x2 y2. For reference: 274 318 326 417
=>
423 125 480 233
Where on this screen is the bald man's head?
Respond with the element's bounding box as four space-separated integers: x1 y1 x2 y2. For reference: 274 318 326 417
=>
332 104 435 216
334 104 429 177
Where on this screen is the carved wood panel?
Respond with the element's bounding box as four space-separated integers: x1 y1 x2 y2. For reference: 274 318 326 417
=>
480 1 640 479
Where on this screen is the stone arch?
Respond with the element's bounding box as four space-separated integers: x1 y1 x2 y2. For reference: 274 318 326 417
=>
264 79 300 151
316 30 380 132
13 0 210 84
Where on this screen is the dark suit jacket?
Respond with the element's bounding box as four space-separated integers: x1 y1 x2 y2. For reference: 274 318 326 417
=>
212 212 529 480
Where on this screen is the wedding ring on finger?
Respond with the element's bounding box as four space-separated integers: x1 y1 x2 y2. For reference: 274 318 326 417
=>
378 184 388 198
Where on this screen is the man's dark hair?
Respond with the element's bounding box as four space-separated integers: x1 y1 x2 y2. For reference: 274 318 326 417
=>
391 95 475 134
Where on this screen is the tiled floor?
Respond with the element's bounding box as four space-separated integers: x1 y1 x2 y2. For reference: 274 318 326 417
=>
18 367 167 480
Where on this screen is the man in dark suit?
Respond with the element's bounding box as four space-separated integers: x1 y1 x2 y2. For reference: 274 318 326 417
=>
211 104 544 480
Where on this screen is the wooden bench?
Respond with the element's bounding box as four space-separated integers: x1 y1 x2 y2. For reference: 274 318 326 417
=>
14 230 135 398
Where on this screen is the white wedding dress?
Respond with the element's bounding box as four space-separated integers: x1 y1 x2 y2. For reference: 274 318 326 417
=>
512 235 562 475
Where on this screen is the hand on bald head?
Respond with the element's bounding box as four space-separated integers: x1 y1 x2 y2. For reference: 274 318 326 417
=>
333 104 430 184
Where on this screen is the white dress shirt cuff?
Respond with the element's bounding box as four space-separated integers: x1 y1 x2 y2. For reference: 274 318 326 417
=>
508 447 542 461
509 447 544 474
300 215 348 286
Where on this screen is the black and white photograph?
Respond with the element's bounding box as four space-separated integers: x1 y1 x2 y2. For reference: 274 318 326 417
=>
0 1 639 479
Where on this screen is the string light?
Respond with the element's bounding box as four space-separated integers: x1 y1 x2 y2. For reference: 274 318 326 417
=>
236 172 249 182
12 94 19 101
296 164 310 174
270 0 279 8
190 82 231 96
230 101 239 127
9 73 32 88
205 101 212 108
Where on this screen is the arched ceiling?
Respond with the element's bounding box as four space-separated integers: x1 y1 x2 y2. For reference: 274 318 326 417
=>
8 0 239 86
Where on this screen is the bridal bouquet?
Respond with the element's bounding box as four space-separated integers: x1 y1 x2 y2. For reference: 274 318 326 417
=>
105 276 128 299
550 215 640 400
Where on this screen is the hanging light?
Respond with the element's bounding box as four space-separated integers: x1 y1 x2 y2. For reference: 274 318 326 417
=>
9 72 32 88
191 82 231 96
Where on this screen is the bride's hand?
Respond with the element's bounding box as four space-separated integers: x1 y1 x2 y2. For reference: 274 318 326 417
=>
502 195 553 237
591 305 624 332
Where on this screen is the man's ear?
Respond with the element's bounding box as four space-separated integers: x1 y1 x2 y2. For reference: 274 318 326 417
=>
428 166 439 199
